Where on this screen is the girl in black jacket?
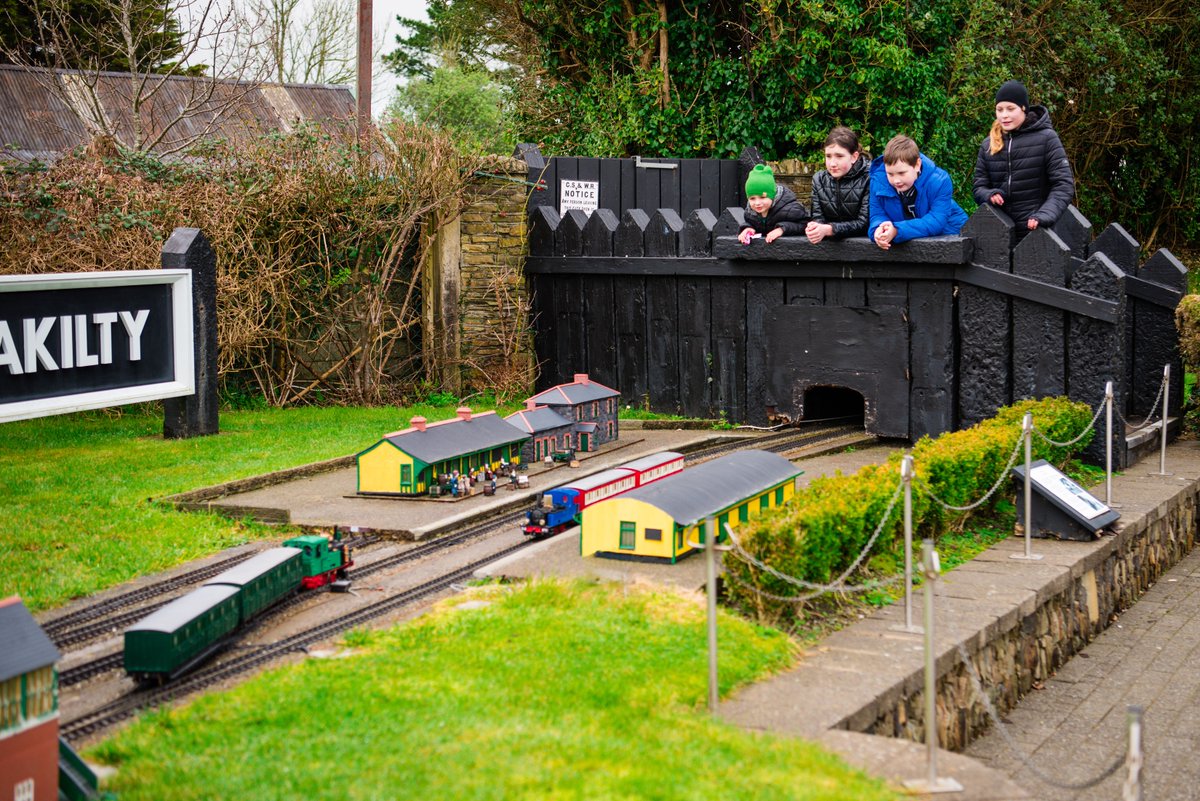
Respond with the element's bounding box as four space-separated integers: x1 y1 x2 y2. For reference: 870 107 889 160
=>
973 80 1075 233
806 126 871 242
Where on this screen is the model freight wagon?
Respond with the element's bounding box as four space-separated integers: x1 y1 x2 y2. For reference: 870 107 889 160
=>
580 450 801 562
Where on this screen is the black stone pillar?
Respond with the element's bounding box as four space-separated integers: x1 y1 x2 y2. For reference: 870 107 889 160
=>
162 228 219 439
957 206 1014 426
1067 251 1126 467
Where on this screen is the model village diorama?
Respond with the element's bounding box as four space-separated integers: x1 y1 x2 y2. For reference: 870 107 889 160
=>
353 372 803 563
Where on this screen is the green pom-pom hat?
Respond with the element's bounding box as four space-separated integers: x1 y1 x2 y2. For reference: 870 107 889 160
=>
745 164 777 199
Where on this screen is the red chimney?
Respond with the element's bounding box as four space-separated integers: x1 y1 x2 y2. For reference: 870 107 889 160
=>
456 406 472 421
410 416 427 432
525 399 538 411
574 373 589 385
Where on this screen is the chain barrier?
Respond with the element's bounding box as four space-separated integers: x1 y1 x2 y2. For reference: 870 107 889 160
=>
1031 389 1108 448
724 479 905 603
1115 371 1167 433
954 642 1125 790
922 434 1024 513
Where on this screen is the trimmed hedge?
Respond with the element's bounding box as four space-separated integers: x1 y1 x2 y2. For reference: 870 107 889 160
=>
725 397 1094 624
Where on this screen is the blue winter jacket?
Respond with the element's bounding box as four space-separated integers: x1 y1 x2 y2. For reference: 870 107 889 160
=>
867 154 968 244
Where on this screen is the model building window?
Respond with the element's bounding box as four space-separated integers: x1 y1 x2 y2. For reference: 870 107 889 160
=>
760 495 770 511
619 521 636 549
645 528 662 542
776 487 785 504
0 675 20 729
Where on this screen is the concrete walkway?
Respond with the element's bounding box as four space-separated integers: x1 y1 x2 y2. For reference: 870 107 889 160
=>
964 540 1200 800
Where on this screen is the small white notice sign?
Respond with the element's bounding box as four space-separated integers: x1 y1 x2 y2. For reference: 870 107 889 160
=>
559 180 599 216
1029 463 1110 520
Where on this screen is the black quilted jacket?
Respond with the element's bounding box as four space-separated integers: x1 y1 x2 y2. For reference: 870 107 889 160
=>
743 183 810 236
972 105 1075 226
810 154 871 238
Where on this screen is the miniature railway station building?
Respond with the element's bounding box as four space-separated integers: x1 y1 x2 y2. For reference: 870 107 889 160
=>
525 373 620 453
0 597 61 801
505 402 576 463
357 408 529 495
580 450 801 562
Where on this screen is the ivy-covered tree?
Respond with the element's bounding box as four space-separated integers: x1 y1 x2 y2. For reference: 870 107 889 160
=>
386 0 1199 248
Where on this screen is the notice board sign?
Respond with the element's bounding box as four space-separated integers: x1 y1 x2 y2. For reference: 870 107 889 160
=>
559 179 599 216
0 270 195 422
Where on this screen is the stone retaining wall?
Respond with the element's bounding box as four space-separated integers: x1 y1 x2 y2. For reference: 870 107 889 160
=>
866 476 1199 751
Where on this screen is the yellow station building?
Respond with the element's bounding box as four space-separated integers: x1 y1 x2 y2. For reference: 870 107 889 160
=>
357 408 529 495
580 450 801 562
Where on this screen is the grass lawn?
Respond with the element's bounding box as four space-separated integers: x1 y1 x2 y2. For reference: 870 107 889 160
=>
0 402 522 612
90 580 904 801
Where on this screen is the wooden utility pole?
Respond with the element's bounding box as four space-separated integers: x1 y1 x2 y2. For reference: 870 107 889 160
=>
356 0 372 143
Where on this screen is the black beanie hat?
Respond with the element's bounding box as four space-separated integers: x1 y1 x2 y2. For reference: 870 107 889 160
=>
995 80 1029 109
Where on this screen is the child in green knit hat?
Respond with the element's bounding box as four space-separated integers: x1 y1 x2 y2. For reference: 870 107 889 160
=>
738 163 810 244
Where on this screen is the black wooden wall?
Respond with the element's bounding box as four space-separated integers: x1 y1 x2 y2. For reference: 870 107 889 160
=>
523 196 1185 468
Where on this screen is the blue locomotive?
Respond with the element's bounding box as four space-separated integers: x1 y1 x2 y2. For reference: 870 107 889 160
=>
522 452 684 537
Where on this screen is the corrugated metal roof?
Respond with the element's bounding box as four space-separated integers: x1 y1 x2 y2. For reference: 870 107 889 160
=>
381 411 529 465
0 598 59 681
504 406 572 434
125 585 240 635
203 547 299 588
528 377 619 406
617 450 801 526
0 65 354 159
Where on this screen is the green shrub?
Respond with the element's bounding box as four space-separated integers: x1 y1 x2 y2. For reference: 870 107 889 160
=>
725 397 1094 626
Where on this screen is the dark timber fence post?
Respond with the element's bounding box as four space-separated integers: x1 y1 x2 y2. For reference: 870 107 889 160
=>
557 209 588 257
582 209 619 256
1068 251 1126 467
1135 249 1188 417
1011 228 1070 399
1089 223 1140 415
1051 205 1093 261
957 206 1014 427
529 206 559 257
646 209 684 257
162 228 218 439
681 209 717 257
615 209 650 257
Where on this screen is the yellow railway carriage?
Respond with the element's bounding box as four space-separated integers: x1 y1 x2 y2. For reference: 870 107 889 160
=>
580 450 801 562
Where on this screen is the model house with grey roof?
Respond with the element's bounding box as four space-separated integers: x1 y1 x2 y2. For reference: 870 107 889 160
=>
525 373 619 452
505 401 575 463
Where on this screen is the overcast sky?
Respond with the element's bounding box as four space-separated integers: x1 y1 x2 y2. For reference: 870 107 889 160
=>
370 0 428 115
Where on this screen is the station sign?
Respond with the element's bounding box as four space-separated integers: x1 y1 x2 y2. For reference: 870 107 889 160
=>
1012 460 1120 540
0 270 195 422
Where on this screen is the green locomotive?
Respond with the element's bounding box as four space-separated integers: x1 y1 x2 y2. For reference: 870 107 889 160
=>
124 535 352 683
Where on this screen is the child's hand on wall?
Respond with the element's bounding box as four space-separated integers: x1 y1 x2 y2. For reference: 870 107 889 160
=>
874 221 897 249
805 221 833 244
738 227 755 245
765 227 784 243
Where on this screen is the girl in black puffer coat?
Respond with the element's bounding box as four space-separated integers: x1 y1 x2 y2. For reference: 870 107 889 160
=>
807 126 871 242
973 80 1075 233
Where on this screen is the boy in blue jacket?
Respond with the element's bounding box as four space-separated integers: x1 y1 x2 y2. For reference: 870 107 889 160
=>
868 135 967 250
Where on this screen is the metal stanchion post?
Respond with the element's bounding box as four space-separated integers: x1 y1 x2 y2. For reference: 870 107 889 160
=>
1011 412 1043 561
1106 381 1119 508
904 540 963 795
1151 364 1172 476
687 517 731 714
1122 706 1144 801
890 455 922 634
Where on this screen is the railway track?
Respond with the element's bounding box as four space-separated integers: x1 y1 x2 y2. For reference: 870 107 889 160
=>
58 422 872 718
43 535 381 651
61 543 527 741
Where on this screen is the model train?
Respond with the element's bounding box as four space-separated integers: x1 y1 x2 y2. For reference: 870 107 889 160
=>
522 451 685 537
123 533 352 684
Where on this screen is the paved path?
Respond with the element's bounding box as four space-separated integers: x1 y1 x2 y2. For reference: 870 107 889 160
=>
964 542 1200 800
